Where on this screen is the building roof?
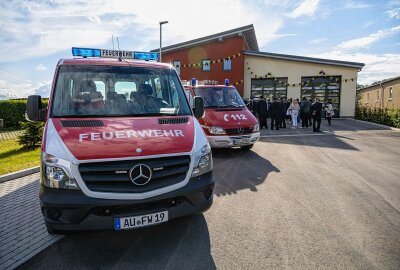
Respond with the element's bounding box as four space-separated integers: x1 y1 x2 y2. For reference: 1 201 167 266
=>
243 51 365 70
357 75 400 91
151 24 259 53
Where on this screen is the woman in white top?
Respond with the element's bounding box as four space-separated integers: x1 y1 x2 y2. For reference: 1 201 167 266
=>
325 99 334 126
288 99 301 128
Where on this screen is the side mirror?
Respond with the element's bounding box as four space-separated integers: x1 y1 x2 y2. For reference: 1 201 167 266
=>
193 96 204 119
26 95 46 122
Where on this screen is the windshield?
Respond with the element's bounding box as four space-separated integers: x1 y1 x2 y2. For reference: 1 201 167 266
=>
51 65 191 117
193 87 245 108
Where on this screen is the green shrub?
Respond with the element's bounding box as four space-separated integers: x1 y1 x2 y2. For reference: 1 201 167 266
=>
355 103 400 128
18 121 44 149
0 99 48 129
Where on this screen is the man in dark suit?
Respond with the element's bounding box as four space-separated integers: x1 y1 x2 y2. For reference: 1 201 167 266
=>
256 96 268 129
310 97 323 132
268 97 280 130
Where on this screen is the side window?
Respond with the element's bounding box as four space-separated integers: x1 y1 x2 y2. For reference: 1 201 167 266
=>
154 77 162 98
223 58 232 71
115 81 137 99
94 81 105 98
170 80 179 106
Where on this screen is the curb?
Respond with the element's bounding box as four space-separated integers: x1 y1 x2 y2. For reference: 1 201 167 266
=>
0 166 40 183
348 118 400 131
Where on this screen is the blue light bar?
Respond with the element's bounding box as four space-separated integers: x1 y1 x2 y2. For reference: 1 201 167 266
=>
224 79 230 86
72 47 101 57
133 52 159 61
191 78 197 86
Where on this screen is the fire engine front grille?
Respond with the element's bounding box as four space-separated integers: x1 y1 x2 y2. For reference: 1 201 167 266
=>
225 128 253 135
78 155 191 193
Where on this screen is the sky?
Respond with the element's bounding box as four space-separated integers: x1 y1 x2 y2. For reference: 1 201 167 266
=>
0 0 399 99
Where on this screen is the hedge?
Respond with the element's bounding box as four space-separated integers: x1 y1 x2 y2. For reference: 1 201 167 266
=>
355 106 400 128
0 99 48 129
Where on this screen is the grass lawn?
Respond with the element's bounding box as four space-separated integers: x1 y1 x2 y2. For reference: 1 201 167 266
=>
0 139 41 175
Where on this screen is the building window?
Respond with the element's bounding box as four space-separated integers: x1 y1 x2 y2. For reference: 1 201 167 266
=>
389 87 393 100
366 93 369 104
173 60 180 76
202 59 211 72
377 90 380 102
301 76 341 117
223 58 232 71
250 78 288 100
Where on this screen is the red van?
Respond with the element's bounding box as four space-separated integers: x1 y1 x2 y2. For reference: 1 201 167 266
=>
184 79 260 150
26 48 214 234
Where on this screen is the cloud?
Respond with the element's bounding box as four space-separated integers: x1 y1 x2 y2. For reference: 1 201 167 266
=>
35 64 47 71
286 0 320 18
386 8 400 19
309 38 327 44
337 25 400 50
309 51 400 85
0 77 51 99
343 0 372 9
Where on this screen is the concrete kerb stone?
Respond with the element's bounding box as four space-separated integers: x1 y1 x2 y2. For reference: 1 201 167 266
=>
0 166 40 183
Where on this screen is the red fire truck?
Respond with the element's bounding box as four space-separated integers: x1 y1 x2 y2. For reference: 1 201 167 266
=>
184 79 260 150
26 48 214 234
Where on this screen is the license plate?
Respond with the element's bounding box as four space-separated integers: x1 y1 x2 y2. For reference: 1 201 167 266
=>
114 211 168 230
233 138 250 145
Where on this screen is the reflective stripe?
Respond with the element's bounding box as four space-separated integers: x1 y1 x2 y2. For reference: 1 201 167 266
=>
73 98 84 102
91 98 103 102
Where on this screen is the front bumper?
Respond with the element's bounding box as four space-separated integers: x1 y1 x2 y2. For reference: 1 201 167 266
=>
207 132 260 148
40 172 214 233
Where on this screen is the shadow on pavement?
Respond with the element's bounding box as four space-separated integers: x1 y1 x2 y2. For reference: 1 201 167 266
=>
19 215 215 270
259 133 360 151
212 148 279 196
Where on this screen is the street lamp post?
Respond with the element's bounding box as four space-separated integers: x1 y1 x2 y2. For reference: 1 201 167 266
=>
159 21 168 62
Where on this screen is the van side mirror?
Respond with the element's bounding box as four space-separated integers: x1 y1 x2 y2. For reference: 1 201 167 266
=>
26 95 46 122
193 96 204 119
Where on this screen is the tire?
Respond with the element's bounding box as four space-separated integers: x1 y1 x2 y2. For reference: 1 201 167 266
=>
240 144 254 150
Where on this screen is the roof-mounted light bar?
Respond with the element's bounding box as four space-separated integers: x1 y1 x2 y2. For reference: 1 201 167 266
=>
71 47 159 61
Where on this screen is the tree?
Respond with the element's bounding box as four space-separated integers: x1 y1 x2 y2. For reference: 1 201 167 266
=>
18 121 44 149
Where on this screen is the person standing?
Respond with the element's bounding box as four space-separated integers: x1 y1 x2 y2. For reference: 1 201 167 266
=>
257 95 268 129
308 98 313 126
268 97 280 130
288 99 301 128
325 99 334 126
310 97 323 132
300 97 311 128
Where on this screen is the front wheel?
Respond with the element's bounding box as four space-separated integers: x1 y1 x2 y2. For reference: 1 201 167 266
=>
240 144 254 150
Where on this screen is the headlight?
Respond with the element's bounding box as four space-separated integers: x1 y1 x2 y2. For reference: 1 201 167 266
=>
208 126 226 135
191 144 213 177
253 123 260 132
41 153 80 190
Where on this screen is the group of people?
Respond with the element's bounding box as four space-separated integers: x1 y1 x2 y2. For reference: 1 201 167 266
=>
249 96 334 132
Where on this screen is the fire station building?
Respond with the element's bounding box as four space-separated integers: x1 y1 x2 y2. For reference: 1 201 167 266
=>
154 25 365 117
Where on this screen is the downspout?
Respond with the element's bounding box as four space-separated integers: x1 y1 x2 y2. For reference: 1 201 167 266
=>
380 82 384 109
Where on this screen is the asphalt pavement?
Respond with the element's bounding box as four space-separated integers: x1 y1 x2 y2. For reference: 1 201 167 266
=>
12 119 400 269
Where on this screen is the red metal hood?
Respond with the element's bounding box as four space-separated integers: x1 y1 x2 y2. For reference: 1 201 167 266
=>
52 117 194 160
201 108 257 128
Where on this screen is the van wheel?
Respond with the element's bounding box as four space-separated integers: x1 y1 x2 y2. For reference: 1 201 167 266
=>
241 144 254 150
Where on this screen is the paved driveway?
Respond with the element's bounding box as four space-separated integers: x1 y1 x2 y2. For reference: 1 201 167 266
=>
1 119 398 270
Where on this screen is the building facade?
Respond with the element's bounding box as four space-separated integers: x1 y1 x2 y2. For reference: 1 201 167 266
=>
357 76 400 109
156 25 365 117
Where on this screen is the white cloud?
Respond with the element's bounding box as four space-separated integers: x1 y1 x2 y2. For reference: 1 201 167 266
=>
386 8 400 19
309 51 400 85
343 1 372 9
309 38 327 44
0 78 51 99
35 64 47 71
286 0 320 18
337 25 400 50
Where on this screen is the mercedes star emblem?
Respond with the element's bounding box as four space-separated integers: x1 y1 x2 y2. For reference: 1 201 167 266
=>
136 148 142 153
129 164 153 186
238 127 244 134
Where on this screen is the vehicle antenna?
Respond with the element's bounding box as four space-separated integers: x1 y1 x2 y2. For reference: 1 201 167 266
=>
112 35 115 50
117 37 122 61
